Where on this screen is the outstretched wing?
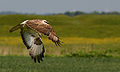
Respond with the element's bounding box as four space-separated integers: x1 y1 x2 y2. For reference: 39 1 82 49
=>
26 20 61 46
20 29 45 63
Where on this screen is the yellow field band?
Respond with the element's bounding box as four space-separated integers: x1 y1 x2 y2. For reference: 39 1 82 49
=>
0 37 120 45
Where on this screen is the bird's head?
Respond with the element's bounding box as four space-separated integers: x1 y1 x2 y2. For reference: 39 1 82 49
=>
42 20 49 24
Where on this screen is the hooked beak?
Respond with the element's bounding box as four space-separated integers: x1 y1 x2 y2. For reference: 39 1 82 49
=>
9 24 22 32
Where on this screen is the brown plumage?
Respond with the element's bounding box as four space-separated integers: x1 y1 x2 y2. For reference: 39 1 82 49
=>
26 19 61 46
9 19 62 63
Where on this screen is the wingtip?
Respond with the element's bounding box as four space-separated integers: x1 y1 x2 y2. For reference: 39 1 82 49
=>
31 54 44 63
9 24 22 33
9 30 13 33
34 58 36 63
55 40 63 47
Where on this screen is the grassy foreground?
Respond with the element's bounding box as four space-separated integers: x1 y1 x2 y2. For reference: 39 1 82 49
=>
0 56 120 72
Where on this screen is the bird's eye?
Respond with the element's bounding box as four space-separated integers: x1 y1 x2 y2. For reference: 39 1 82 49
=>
44 20 49 24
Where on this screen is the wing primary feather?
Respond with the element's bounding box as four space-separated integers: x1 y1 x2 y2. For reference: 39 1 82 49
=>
57 40 62 47
40 54 43 61
34 57 36 63
37 55 40 63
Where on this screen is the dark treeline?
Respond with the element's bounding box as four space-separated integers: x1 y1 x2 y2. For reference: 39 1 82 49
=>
0 11 120 16
63 11 120 16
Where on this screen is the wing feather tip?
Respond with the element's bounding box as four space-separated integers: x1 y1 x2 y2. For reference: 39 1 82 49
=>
34 57 36 63
30 53 44 63
55 39 63 47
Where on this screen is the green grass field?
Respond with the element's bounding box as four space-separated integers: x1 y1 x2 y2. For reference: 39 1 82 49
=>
0 14 120 72
1 14 120 38
0 56 120 72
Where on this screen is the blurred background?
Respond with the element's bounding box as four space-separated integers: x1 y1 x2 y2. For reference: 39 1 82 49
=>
0 0 120 72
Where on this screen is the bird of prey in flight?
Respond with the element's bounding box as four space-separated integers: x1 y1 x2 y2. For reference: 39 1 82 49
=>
9 19 61 63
